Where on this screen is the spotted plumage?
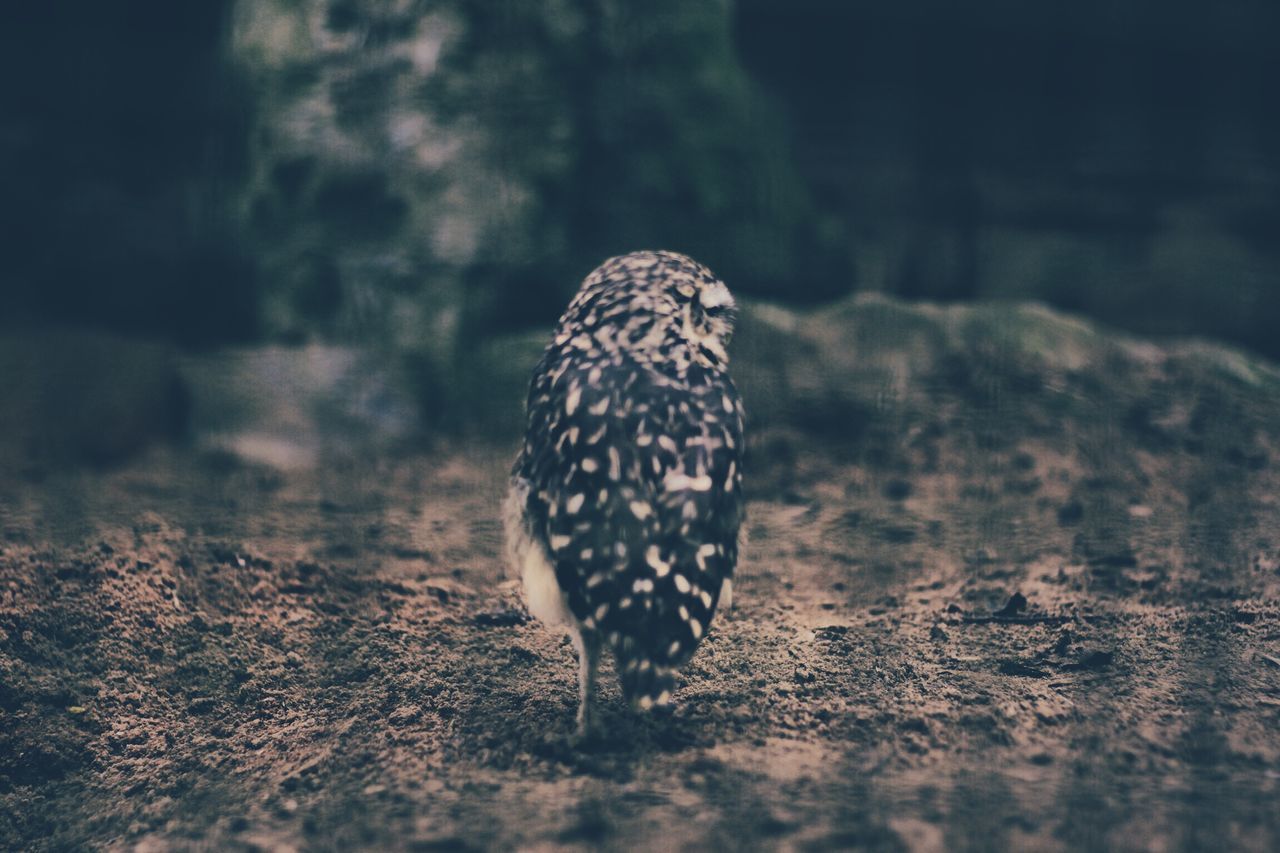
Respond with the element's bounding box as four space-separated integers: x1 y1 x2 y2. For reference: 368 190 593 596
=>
504 250 744 735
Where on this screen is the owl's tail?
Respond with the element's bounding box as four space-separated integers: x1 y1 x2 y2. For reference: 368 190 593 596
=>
616 649 677 711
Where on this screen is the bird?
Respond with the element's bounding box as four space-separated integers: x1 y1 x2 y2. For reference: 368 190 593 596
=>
503 250 745 738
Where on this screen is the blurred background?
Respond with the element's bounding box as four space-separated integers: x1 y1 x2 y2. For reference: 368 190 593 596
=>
1 0 1278 466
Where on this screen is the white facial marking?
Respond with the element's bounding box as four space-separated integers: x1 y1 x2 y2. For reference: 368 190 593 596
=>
699 281 733 309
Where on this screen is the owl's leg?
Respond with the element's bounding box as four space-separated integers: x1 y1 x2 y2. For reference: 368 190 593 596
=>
571 626 601 739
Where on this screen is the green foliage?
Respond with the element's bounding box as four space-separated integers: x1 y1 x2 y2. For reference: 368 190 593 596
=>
233 0 850 357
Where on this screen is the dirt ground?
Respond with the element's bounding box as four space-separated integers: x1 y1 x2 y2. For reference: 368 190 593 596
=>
4 339 1280 850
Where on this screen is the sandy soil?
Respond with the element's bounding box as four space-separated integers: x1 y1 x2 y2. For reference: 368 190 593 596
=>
3 369 1280 850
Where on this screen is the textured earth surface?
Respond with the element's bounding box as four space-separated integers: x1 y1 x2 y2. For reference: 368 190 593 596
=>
3 299 1280 851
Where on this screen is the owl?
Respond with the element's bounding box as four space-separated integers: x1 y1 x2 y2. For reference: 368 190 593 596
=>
504 250 744 737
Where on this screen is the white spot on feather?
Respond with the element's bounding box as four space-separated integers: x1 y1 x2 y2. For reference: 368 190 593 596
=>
665 472 713 492
646 546 671 577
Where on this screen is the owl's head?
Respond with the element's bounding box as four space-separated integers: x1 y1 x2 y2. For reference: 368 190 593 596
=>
569 250 737 369
661 254 737 366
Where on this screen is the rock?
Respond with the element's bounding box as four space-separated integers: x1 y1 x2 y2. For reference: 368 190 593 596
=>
1063 650 1115 672
0 330 188 472
998 660 1050 679
179 345 420 469
473 609 531 628
731 294 1280 448
993 593 1028 618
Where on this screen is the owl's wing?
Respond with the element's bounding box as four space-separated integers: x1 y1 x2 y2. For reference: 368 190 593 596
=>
521 359 744 690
